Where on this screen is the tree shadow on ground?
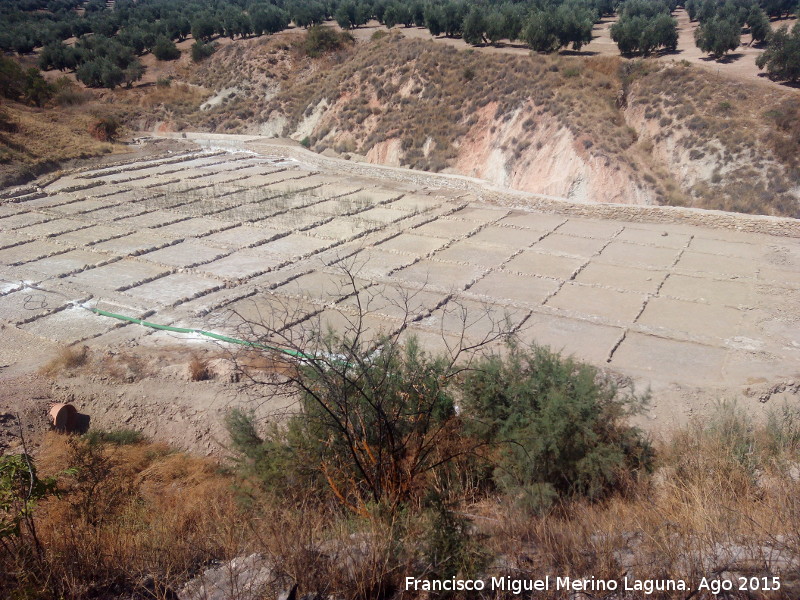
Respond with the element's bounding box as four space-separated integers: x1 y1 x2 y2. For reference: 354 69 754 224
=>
699 52 745 64
559 49 600 56
756 72 800 88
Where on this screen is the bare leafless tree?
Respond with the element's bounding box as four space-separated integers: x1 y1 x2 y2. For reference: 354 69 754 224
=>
222 257 520 515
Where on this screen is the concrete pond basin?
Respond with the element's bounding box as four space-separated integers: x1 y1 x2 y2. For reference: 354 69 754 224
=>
2 143 799 428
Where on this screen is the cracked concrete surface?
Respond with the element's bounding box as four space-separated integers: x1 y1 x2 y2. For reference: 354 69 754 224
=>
2 139 799 431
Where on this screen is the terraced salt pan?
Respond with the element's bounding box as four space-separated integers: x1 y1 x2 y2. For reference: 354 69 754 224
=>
340 248 417 278
140 240 229 268
202 225 284 249
3 141 799 428
92 232 181 256
123 273 221 306
0 211 58 230
504 250 584 279
391 259 485 290
376 233 448 256
200 250 286 280
22 249 113 278
657 273 753 306
21 305 117 342
516 313 624 365
304 217 376 240
337 282 447 321
420 298 530 341
468 225 542 249
0 287 74 324
534 233 609 258
63 260 169 292
546 282 646 323
575 263 666 294
411 218 480 239
0 240 71 266
497 212 567 230
52 225 131 246
467 271 560 306
435 240 515 268
600 241 682 269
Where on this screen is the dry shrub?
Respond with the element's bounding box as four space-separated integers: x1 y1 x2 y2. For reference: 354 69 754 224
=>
763 99 800 169
33 433 241 599
39 345 89 377
188 355 211 381
237 351 297 377
482 403 800 596
246 498 414 598
51 77 90 107
89 116 121 142
140 83 210 111
585 54 621 77
91 350 149 382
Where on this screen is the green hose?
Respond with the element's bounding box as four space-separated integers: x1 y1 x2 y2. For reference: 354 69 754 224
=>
89 307 313 360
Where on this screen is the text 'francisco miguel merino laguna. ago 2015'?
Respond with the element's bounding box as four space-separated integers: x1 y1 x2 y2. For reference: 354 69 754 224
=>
406 576 690 595
405 575 782 595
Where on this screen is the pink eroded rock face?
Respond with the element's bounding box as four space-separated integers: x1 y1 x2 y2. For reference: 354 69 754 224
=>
452 101 653 205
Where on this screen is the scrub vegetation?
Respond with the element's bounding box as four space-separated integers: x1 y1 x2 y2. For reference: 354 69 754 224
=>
3 334 800 598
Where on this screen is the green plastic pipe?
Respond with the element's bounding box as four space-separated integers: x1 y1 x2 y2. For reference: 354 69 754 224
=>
89 307 313 360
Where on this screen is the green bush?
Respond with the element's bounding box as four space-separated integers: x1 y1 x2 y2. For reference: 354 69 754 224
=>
302 25 355 58
89 115 121 142
746 6 771 45
611 1 678 56
765 402 800 459
694 16 741 58
153 37 181 61
461 342 653 510
225 408 303 492
52 77 88 106
190 41 216 63
228 330 654 518
251 5 290 36
756 23 800 83
522 3 594 53
0 56 53 106
421 493 489 581
83 429 145 446
227 332 461 515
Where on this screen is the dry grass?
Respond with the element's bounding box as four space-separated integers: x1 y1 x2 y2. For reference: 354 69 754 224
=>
139 82 211 112
629 62 800 217
0 102 119 186
7 401 800 599
483 404 800 598
39 345 89 377
28 434 241 599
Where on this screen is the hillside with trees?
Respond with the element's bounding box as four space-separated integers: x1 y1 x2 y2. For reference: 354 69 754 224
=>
2 0 799 82
0 0 798 199
173 30 798 216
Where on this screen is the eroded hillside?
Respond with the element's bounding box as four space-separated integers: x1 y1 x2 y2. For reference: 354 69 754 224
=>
0 101 120 186
178 31 799 217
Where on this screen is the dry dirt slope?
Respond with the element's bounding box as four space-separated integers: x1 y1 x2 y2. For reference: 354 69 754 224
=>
179 32 800 218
